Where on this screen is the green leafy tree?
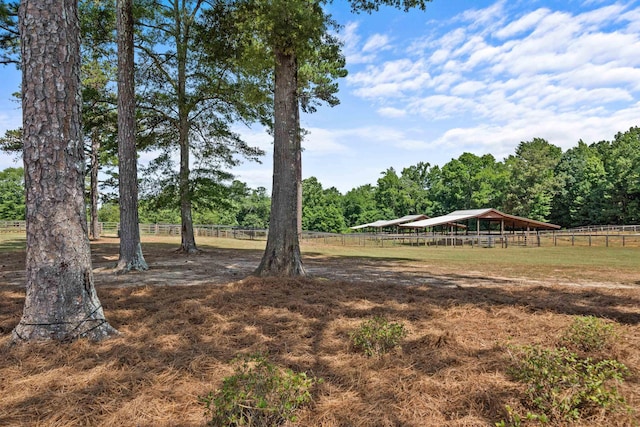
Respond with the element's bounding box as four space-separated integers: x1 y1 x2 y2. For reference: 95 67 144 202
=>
343 184 382 227
374 165 434 218
0 167 24 220
429 153 506 213
98 202 121 223
137 0 269 253
302 176 346 233
232 181 271 228
0 128 21 154
0 0 18 65
240 0 347 276
503 138 562 221
596 127 640 224
551 141 607 227
400 161 435 215
374 167 413 218
80 0 118 240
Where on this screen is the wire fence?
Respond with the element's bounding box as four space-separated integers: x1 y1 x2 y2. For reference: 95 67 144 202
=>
2 220 640 248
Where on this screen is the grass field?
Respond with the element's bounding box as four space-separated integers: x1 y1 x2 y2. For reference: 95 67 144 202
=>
1 232 639 284
0 234 639 426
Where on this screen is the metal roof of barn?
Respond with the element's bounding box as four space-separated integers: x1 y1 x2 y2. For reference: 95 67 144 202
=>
349 220 390 230
399 208 560 230
349 214 429 230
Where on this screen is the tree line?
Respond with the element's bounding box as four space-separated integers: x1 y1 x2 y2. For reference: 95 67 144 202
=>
3 125 639 232
302 128 640 232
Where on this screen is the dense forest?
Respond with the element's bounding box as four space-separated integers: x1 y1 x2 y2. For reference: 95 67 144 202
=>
2 125 638 230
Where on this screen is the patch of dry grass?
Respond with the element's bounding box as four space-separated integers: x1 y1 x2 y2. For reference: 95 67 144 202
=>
1 277 639 426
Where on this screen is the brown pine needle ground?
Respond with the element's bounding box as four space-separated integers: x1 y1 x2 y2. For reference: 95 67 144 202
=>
0 237 639 426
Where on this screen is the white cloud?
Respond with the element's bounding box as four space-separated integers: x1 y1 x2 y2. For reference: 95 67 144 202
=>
346 0 639 152
362 33 392 53
495 8 551 39
621 7 640 32
234 168 273 191
450 80 485 96
377 107 406 118
459 0 507 32
348 59 432 98
233 125 273 154
408 95 477 120
302 127 351 155
340 21 381 64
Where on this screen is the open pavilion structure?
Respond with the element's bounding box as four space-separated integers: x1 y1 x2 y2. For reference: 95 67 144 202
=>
347 209 560 247
400 208 560 234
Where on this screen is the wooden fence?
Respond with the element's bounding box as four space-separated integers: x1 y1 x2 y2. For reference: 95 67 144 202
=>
2 220 639 248
0 220 26 233
302 230 640 248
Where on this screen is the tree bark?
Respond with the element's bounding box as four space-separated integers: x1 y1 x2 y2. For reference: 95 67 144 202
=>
115 0 147 272
175 2 199 254
12 0 118 342
178 128 199 253
255 50 306 277
89 129 100 240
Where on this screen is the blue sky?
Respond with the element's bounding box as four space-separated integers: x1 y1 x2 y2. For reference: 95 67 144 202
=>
2 0 639 194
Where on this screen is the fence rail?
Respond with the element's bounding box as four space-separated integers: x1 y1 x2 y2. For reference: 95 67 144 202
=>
302 231 640 248
557 224 640 234
2 220 640 248
0 220 26 233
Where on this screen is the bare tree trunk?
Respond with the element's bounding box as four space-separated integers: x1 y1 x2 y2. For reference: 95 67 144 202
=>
89 129 100 240
12 0 118 342
255 50 305 277
115 0 147 272
178 129 199 253
175 4 198 254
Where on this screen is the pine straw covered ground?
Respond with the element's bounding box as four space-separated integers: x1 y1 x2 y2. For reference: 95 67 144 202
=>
0 240 639 426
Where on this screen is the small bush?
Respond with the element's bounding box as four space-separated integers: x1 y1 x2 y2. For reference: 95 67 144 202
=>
495 405 548 427
506 345 629 423
350 316 407 357
559 315 617 353
200 353 318 427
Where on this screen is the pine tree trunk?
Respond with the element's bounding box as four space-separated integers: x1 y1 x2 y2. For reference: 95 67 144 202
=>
115 0 147 272
178 127 199 253
12 0 118 342
255 50 305 277
176 6 198 254
89 129 100 240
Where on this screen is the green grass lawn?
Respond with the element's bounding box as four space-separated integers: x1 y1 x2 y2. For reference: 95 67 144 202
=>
2 232 638 284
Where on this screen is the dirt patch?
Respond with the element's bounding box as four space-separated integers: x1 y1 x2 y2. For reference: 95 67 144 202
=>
1 239 639 426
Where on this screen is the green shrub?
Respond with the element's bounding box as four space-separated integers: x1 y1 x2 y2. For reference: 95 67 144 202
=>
506 345 629 423
200 353 318 427
559 315 617 353
350 316 407 357
495 405 548 427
